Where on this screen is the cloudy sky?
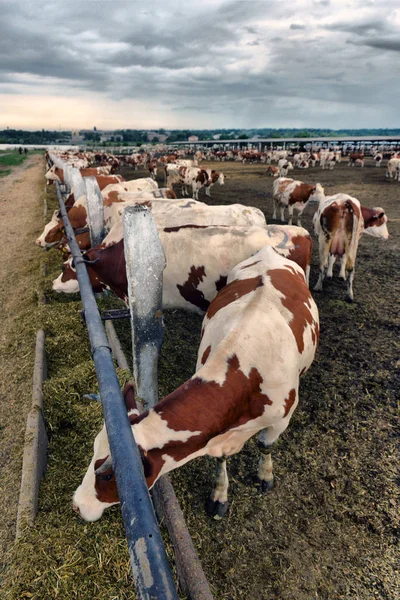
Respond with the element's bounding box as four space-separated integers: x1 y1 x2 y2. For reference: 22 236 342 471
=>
1 0 399 130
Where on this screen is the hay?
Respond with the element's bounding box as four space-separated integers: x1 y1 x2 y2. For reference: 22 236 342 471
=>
3 163 398 600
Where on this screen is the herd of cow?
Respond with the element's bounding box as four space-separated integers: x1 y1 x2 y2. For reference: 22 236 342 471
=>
36 149 389 523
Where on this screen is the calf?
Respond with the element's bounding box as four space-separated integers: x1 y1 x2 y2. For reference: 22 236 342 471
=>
53 224 313 306
72 246 319 522
272 177 325 227
313 194 389 301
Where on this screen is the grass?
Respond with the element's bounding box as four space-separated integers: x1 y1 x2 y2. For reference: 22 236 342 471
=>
0 153 29 167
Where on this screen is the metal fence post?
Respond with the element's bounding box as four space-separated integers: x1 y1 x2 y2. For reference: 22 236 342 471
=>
70 167 86 203
122 205 166 408
84 176 106 247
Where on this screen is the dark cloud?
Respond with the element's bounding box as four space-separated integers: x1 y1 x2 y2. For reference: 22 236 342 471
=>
0 0 398 128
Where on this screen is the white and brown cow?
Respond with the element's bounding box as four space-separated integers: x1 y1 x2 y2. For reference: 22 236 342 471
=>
103 201 266 232
204 170 224 197
272 177 325 227
45 164 114 185
166 166 210 199
266 166 279 177
72 246 319 522
277 159 294 177
313 194 389 301
348 153 364 167
36 186 166 251
386 157 400 179
52 223 313 305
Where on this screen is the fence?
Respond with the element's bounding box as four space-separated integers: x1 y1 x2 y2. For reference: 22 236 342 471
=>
48 153 213 599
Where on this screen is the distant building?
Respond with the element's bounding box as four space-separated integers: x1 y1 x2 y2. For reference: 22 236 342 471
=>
188 135 199 142
213 134 221 140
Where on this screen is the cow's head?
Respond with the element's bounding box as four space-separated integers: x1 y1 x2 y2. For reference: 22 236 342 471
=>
362 207 389 239
52 254 106 294
312 183 325 202
35 211 63 247
72 383 140 522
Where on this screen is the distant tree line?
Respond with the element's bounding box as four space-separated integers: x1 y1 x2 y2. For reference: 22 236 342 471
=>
1 127 400 146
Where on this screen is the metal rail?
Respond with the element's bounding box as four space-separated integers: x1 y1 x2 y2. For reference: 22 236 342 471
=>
54 178 178 600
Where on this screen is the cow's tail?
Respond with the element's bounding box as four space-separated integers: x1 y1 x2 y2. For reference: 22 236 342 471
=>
346 200 360 271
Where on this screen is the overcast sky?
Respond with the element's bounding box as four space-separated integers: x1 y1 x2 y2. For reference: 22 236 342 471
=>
1 0 399 130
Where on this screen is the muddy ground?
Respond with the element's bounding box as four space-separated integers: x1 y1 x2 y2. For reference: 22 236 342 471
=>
117 158 399 599
4 157 398 599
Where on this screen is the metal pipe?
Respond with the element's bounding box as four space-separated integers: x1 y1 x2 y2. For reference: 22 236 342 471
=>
55 179 178 600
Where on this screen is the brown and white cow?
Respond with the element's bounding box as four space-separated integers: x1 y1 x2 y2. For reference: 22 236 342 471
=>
277 159 294 177
166 166 210 199
204 170 225 197
52 223 313 305
266 166 279 177
313 194 389 301
36 186 165 251
348 153 364 167
272 177 325 226
45 165 113 185
103 201 267 232
386 157 400 179
72 245 319 522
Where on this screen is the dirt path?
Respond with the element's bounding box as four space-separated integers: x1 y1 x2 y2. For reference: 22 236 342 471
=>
0 155 45 573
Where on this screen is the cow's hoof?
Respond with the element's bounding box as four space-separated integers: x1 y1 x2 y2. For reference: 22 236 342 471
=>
206 497 229 520
255 477 274 493
345 295 354 303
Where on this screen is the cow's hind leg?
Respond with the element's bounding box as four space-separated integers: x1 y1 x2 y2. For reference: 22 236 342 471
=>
314 237 330 292
206 458 229 520
326 254 336 278
346 268 355 302
339 255 347 279
272 198 278 220
255 422 290 493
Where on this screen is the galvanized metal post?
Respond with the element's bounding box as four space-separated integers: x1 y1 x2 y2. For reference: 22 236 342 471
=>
84 176 106 247
70 167 86 203
122 205 166 408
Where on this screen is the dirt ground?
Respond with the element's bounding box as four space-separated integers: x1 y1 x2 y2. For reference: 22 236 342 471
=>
117 157 399 599
2 156 398 599
0 155 46 572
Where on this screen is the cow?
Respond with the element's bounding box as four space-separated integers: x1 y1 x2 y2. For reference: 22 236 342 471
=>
166 166 210 199
374 153 383 167
45 165 113 185
72 245 319 522
272 177 325 227
103 201 267 232
52 224 313 305
313 194 389 301
386 157 400 179
277 159 294 177
148 160 158 180
266 166 279 177
204 170 224 197
36 187 167 251
348 153 364 167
